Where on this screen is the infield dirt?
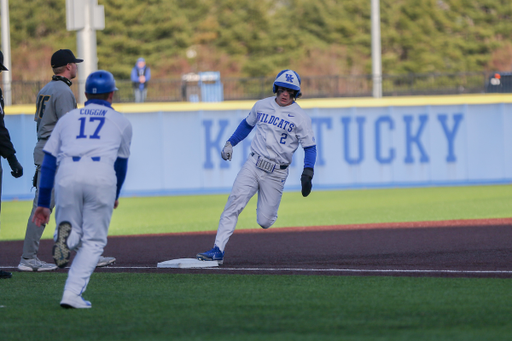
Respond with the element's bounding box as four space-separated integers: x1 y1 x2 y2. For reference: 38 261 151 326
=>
1 218 511 278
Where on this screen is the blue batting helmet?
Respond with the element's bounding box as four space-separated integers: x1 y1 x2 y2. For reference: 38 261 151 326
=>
85 70 118 94
272 69 302 98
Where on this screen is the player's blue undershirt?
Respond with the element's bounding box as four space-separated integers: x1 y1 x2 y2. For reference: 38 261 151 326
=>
113 157 128 199
228 118 317 169
228 119 254 146
37 153 57 208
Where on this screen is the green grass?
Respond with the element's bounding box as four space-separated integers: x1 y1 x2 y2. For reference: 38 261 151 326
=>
1 273 512 341
1 184 511 241
1 185 512 340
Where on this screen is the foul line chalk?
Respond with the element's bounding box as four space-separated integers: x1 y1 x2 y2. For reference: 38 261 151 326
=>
3 265 512 275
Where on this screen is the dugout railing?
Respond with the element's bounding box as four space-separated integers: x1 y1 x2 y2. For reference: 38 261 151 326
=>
7 71 501 105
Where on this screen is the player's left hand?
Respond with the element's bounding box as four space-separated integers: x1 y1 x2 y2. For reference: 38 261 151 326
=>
7 154 23 178
114 200 119 209
301 168 314 197
32 207 51 227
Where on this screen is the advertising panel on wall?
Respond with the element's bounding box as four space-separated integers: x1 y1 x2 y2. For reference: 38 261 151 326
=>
2 95 511 200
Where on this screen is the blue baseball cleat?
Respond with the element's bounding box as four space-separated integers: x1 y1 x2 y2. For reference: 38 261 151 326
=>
196 246 224 265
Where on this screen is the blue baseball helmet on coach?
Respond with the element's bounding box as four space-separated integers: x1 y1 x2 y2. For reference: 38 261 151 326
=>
273 69 302 99
85 70 119 94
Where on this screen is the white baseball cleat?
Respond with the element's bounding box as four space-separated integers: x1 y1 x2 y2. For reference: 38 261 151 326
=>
60 291 92 309
97 256 116 267
18 257 58 272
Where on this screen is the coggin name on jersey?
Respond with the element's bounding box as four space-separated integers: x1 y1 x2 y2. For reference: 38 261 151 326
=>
80 108 107 116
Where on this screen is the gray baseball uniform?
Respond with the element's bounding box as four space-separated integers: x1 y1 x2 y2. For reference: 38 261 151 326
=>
21 76 77 260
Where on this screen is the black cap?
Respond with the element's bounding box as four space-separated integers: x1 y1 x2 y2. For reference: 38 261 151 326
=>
51 49 83 68
0 51 8 71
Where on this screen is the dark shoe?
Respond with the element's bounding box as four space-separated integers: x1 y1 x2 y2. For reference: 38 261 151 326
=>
0 270 12 279
53 222 72 268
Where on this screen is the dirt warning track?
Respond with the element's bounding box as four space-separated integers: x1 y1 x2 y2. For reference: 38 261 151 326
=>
1 218 512 278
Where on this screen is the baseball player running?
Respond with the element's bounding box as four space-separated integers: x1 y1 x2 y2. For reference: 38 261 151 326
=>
197 69 317 264
32 71 132 309
19 49 115 271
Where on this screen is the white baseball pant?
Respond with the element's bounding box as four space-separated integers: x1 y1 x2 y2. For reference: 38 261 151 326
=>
53 159 116 296
214 154 289 251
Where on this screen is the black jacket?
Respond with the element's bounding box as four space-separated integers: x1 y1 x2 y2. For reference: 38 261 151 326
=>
0 87 16 158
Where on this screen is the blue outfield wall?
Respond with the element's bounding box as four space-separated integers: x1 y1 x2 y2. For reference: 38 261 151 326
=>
2 96 512 200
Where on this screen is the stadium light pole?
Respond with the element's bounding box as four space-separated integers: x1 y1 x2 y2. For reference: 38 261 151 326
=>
1 0 12 106
371 0 382 98
66 0 104 104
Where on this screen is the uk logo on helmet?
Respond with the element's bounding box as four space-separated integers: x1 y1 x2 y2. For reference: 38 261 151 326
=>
286 74 294 82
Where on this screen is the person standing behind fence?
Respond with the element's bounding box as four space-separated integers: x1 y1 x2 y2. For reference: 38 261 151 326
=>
131 57 151 102
0 50 23 280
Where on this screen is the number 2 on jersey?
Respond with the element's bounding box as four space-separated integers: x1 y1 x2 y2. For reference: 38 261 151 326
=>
280 133 288 144
77 117 105 139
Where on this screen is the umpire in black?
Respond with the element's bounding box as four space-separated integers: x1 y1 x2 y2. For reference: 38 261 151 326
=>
0 50 24 279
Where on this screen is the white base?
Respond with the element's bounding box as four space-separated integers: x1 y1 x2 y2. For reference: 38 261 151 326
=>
157 258 219 269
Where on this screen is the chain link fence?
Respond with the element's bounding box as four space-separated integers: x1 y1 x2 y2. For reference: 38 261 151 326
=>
8 71 502 105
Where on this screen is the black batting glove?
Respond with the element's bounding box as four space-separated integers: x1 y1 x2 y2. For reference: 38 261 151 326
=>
301 167 314 197
7 154 23 178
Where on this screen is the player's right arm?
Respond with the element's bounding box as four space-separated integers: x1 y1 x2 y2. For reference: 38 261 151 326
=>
221 103 260 161
220 119 254 161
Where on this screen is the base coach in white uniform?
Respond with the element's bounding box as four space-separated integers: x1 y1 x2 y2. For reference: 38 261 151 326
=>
32 71 132 309
197 69 317 264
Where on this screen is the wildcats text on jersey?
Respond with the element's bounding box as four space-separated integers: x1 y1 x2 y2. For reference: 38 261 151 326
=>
256 111 295 132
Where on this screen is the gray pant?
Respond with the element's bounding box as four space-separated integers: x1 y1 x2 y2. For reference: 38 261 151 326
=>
21 165 55 259
134 88 147 103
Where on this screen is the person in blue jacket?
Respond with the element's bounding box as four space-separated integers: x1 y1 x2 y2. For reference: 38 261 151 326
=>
131 57 151 102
